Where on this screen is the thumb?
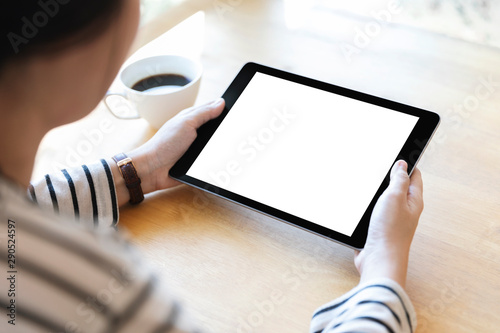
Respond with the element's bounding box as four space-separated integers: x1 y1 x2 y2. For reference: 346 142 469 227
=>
388 160 410 194
182 98 225 129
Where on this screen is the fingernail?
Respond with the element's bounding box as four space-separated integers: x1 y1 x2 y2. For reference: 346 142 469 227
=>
212 98 223 106
398 160 407 172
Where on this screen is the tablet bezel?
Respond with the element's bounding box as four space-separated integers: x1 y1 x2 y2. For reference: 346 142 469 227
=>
170 62 440 249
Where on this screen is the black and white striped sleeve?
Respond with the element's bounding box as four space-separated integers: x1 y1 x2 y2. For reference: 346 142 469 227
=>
1 179 200 333
310 278 417 333
28 159 119 228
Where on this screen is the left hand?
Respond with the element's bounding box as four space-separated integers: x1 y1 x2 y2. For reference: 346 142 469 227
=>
116 98 225 204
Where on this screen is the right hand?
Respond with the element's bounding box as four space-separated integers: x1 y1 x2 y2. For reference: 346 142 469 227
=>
354 160 424 287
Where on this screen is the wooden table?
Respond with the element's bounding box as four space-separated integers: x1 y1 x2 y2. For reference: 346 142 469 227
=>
34 0 500 332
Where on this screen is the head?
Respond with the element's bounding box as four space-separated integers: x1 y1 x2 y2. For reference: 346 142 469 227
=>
0 0 140 127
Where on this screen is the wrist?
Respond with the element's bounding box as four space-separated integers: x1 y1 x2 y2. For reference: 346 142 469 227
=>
356 246 410 288
109 151 154 207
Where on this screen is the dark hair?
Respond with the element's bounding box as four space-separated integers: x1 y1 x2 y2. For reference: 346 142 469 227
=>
1 0 124 68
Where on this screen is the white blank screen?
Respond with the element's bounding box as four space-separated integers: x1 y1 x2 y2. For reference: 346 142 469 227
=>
187 73 418 236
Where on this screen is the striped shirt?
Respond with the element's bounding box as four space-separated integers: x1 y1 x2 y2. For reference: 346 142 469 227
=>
1 160 417 332
28 159 119 228
311 278 417 333
1 161 196 332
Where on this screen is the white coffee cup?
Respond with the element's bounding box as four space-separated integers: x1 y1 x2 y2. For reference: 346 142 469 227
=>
105 55 202 129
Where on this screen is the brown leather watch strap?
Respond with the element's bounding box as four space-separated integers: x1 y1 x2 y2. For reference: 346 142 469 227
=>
112 153 144 205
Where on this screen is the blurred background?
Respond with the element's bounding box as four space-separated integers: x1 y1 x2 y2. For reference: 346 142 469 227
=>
140 0 500 48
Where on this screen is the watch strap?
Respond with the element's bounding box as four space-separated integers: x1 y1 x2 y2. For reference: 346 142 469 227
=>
112 153 144 205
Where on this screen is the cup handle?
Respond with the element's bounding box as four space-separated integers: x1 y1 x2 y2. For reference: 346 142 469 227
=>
104 92 140 119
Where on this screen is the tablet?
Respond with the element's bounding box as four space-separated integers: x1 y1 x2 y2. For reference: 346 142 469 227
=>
170 63 440 249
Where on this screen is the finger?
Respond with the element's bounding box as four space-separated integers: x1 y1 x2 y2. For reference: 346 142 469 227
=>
409 167 423 195
180 98 221 114
408 167 424 211
182 98 225 129
388 160 410 194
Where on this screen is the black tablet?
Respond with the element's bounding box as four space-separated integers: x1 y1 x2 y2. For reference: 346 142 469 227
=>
170 62 440 249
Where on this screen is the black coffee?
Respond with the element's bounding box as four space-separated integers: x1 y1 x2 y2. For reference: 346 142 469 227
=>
131 74 191 92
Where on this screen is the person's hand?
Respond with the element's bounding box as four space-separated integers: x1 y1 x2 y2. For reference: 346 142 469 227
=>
354 160 424 288
112 98 225 205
